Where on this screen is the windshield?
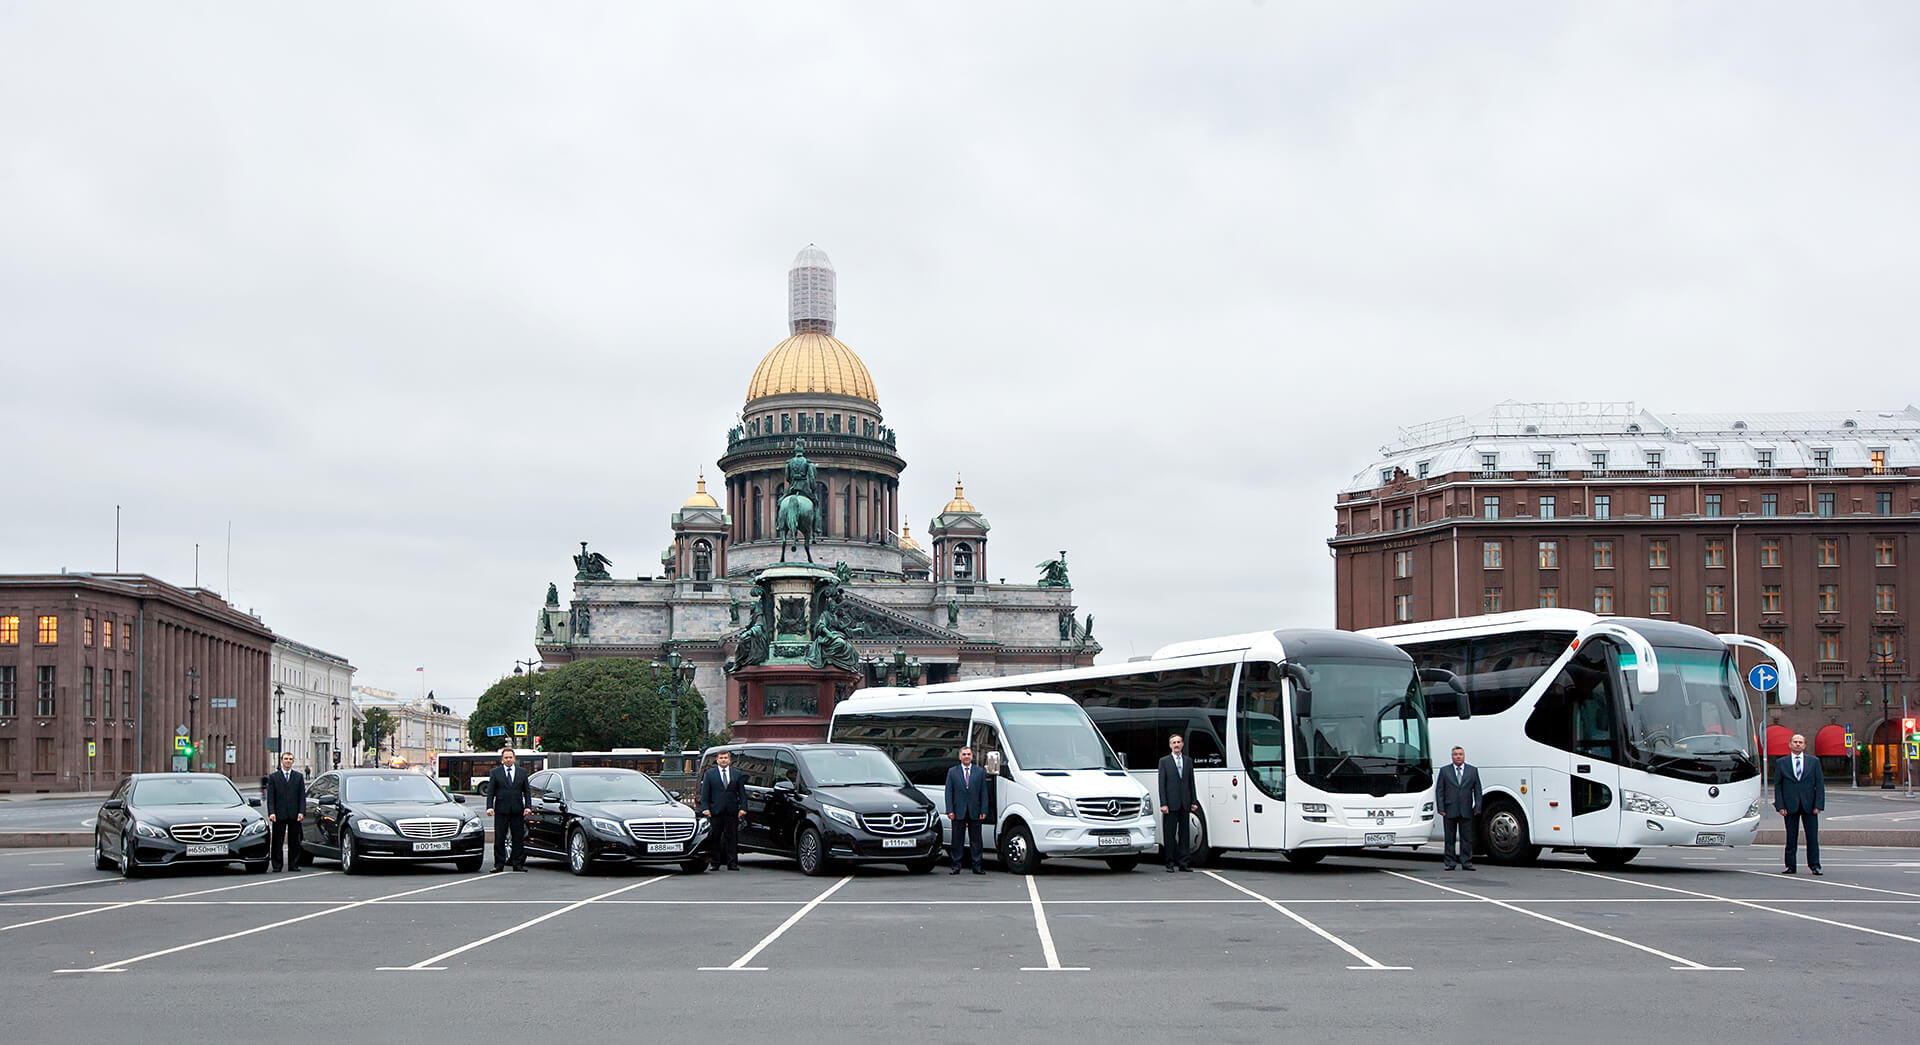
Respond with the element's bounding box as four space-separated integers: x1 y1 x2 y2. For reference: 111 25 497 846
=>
993 702 1123 771
345 774 450 803
799 747 907 787
1624 646 1752 762
1294 659 1431 794
566 772 669 803
132 776 244 807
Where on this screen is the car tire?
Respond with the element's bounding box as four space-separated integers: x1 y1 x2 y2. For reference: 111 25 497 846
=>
567 828 592 876
1105 855 1140 873
1585 847 1640 869
94 830 115 871
340 831 361 875
1283 849 1326 867
1479 798 1541 865
680 859 709 874
455 856 483 873
1000 821 1040 876
796 826 830 877
121 833 142 878
905 855 939 875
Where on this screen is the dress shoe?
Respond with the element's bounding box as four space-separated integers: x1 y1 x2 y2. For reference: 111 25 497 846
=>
949 867 962 875
1462 865 1476 871
490 867 505 873
972 868 985 875
1165 866 1177 873
728 865 740 871
1442 864 1456 871
1178 866 1192 872
1781 868 1796 875
512 866 528 872
1812 869 1824 876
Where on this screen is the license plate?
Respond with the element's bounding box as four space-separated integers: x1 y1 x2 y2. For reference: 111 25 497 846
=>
1695 832 1726 846
1096 834 1128 848
412 841 452 852
646 842 681 853
1363 832 1395 847
185 843 228 856
881 837 916 849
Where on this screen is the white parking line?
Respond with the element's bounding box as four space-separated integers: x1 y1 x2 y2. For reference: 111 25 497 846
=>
55 875 485 973
1564 868 1920 946
1019 875 1088 972
1206 870 1409 971
379 875 669 971
1 871 334 933
1733 868 1920 900
700 876 851 972
1383 870 1740 971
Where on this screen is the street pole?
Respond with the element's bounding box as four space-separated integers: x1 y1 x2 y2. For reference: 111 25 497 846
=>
186 666 199 773
1882 655 1896 790
513 658 543 750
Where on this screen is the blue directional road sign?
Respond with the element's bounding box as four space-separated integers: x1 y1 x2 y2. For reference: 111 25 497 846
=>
1748 664 1778 692
487 726 506 738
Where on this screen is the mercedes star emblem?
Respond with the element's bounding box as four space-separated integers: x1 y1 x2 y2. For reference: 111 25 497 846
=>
890 813 905 830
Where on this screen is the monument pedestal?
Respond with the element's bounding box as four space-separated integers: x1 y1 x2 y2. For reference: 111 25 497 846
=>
728 664 856 743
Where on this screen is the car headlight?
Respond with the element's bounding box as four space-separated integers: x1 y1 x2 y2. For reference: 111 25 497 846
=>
589 817 624 836
1422 801 1435 813
354 819 396 835
1036 792 1076 818
822 805 858 827
460 818 484 834
1746 800 1762 819
1300 802 1329 814
133 821 168 839
241 819 269 837
1621 790 1675 817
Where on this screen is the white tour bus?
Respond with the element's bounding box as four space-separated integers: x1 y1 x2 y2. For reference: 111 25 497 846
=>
829 690 1156 873
1364 609 1795 867
922 629 1438 866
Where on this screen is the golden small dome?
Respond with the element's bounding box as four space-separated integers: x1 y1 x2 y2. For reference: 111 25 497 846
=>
898 521 922 551
942 478 976 513
746 331 878 405
683 474 719 509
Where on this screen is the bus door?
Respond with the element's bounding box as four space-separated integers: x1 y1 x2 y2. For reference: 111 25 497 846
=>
1196 712 1246 851
969 718 1004 852
1535 641 1624 848
1237 663 1289 850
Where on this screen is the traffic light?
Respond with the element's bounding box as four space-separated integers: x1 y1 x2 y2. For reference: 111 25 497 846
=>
1904 717 1917 738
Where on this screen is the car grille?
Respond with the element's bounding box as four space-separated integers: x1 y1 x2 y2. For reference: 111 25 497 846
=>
1077 797 1144 821
626 820 696 843
395 818 461 839
168 823 242 844
859 812 931 835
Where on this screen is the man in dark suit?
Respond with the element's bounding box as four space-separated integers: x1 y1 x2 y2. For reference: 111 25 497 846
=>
1774 732 1825 875
1158 733 1200 872
945 747 993 875
1435 745 1482 871
698 750 747 871
485 747 533 872
264 752 305 872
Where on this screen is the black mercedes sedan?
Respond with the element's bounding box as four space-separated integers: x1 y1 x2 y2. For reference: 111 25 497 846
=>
524 767 710 875
94 773 271 877
301 769 485 873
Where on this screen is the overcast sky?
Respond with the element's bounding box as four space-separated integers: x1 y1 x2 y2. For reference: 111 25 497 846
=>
4 3 1916 712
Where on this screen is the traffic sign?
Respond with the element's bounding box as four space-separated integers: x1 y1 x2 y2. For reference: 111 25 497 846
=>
176 725 189 737
487 726 506 738
513 721 528 737
87 742 96 758
1845 726 1855 751
174 737 191 754
1747 664 1778 692
1908 738 1920 761
209 697 236 709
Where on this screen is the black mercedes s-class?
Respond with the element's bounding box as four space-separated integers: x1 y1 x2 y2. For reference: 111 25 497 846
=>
301 768 486 873
94 773 271 876
523 767 710 875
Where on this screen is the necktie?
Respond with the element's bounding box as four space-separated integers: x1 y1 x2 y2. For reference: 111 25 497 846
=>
1794 756 1802 779
963 767 970 787
1456 766 1463 784
722 769 728 787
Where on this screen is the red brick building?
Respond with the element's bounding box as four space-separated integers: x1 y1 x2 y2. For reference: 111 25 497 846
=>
0 573 275 792
1331 404 1920 782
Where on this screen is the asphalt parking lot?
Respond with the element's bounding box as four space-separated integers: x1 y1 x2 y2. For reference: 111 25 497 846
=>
3 844 1917 1043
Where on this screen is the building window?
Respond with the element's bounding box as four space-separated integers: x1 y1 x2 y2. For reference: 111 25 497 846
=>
0 615 15 645
1538 495 1556 519
84 618 94 646
1648 540 1670 569
1876 584 1897 613
1649 586 1670 615
0 738 11 772
37 616 58 644
1538 541 1559 569
1701 450 1718 472
0 667 14 716
1870 449 1886 474
1648 494 1666 519
1538 586 1560 609
1813 448 1831 472
1483 587 1504 613
83 667 93 717
1646 450 1662 472
1592 540 1614 569
102 621 112 650
1761 628 1785 652
122 670 132 719
1821 681 1838 707
1481 453 1498 477
34 738 55 774
1394 594 1411 623
1761 492 1778 516
1483 542 1503 569
1394 551 1412 579
122 623 131 649
1818 631 1842 663
1818 584 1839 613
1817 492 1835 517
1873 630 1898 662
1705 585 1726 614
1416 461 1430 479
953 543 973 580
1593 587 1615 614
1704 493 1721 517
36 666 55 715
1877 491 1893 516
1380 468 1395 486
1761 585 1782 614
1877 538 1897 566
1818 538 1839 566
1536 452 1553 473
1757 449 1774 471
1482 496 1500 520
1759 538 1782 567
1591 452 1607 473
1704 538 1726 568
1593 494 1611 520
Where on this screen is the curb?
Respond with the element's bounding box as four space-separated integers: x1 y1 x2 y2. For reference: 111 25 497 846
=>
1754 829 1920 847
0 832 92 848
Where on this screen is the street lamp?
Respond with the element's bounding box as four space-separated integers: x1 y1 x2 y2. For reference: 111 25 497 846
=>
513 659 543 747
330 694 340 769
185 667 200 772
274 683 285 764
1875 653 1897 790
652 645 698 757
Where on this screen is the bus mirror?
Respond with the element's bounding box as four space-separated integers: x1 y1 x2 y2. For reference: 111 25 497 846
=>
1284 662 1313 718
1417 667 1470 719
1576 622 1660 695
984 750 1003 775
1716 633 1798 707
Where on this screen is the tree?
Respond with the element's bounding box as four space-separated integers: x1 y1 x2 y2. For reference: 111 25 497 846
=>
359 708 396 762
467 658 709 753
468 674 542 752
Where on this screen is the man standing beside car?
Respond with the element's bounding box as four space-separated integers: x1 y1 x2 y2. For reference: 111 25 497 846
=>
945 746 992 875
265 752 306 872
1158 734 1199 872
486 747 533 872
699 750 747 871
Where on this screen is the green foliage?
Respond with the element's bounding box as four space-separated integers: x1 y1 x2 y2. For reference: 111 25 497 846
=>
465 659 709 753
360 708 396 755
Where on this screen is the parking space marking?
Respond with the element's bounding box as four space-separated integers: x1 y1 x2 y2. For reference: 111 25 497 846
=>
1020 875 1088 972
1205 870 1409 971
1383 870 1740 971
54 874 486 973
1564 868 1920 946
700 876 851 972
1 871 334 933
379 875 669 971
1733 868 1920 900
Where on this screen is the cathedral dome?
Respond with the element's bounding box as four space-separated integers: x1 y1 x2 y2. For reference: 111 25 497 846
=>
745 331 879 405
898 521 922 551
683 474 719 508
942 480 976 513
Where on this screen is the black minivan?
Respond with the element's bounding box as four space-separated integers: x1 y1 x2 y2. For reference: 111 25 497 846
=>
697 743 941 875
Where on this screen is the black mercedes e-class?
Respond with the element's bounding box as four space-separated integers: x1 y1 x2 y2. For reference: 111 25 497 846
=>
301 768 486 873
94 773 271 876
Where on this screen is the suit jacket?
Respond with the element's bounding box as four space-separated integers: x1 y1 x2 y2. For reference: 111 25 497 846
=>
487 765 533 817
1158 754 1198 811
264 769 305 819
699 765 746 816
1774 754 1826 814
1435 763 1482 819
945 763 994 820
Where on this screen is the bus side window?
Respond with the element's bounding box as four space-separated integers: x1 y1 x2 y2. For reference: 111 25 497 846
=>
1238 662 1286 799
1186 728 1225 767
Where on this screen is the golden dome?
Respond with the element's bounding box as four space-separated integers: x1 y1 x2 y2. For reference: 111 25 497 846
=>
746 332 878 405
942 479 976 513
898 521 922 551
683 474 719 508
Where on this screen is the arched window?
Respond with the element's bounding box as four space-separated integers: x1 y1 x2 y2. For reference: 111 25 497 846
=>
693 540 712 582
954 542 974 580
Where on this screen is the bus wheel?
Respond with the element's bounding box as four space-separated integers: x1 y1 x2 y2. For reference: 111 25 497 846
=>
1001 822 1040 875
1585 847 1639 869
1479 798 1541 865
1283 849 1326 867
1187 811 1214 867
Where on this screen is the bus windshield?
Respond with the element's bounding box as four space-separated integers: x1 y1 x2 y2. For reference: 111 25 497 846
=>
994 702 1123 772
1294 658 1431 794
1622 646 1752 764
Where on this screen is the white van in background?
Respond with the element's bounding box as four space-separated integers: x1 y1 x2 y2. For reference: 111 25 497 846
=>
830 689 1156 873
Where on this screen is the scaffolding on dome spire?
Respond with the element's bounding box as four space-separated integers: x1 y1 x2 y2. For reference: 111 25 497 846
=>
789 244 836 335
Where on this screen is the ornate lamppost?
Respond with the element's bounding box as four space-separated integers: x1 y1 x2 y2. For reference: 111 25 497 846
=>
330 694 340 769
652 645 698 757
274 683 285 763
185 666 199 772
512 659 543 747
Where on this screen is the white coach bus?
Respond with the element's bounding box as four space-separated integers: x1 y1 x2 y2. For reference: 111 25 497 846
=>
1364 609 1795 867
922 629 1438 866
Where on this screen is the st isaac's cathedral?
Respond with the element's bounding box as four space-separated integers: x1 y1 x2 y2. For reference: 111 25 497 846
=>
534 247 1098 735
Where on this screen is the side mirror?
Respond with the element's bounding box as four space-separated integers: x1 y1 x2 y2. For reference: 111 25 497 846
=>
1284 662 1314 719
248 797 262 807
1418 668 1471 720
317 796 338 807
773 779 796 793
1575 622 1661 695
1717 633 1798 707
102 799 124 811
984 750 1004 775
453 795 466 804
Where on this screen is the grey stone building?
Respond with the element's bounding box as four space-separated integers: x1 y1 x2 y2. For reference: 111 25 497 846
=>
534 246 1098 734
